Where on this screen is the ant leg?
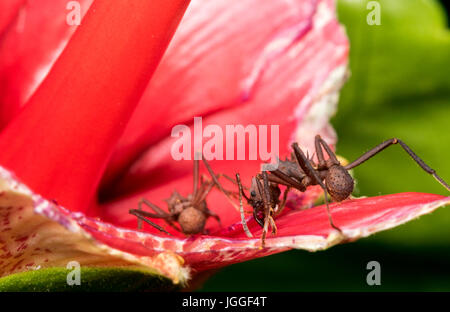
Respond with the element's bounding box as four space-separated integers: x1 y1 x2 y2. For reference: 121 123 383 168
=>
192 179 214 204
204 173 240 198
254 176 266 229
259 172 273 248
236 173 253 238
135 198 166 229
140 198 168 216
202 157 242 208
138 198 182 232
292 143 324 182
269 215 277 235
128 209 174 235
345 138 450 192
192 181 222 226
193 159 199 199
268 170 306 191
222 173 250 191
322 181 340 232
266 173 299 189
292 143 342 233
204 208 221 225
314 137 327 169
202 157 227 192
315 135 340 169
189 179 223 226
137 198 166 229
201 159 240 197
137 199 143 230
273 187 290 218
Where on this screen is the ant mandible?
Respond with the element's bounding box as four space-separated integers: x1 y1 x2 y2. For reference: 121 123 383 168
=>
129 156 237 235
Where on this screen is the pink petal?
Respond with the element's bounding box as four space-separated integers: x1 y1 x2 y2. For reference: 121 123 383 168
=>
99 0 349 196
97 0 347 233
74 192 450 271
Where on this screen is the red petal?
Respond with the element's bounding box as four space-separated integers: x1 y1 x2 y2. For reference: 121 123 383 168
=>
49 192 450 271
99 0 349 195
0 0 190 213
0 0 93 128
0 0 25 36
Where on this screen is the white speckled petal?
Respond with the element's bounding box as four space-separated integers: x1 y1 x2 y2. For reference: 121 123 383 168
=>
0 167 189 284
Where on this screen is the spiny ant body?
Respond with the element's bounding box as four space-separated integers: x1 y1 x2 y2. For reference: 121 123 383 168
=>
129 157 236 235
237 134 450 247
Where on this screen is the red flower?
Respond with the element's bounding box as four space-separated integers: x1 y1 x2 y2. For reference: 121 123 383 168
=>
0 0 448 285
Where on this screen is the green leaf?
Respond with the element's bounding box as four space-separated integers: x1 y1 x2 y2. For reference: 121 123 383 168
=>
333 0 450 247
0 267 179 292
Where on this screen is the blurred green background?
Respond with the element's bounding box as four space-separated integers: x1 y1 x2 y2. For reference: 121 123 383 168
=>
200 0 450 291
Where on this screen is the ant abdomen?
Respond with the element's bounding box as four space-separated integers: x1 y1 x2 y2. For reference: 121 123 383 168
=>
178 207 207 234
325 165 354 202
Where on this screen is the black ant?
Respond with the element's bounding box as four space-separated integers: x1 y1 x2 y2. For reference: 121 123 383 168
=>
129 156 237 235
237 134 450 247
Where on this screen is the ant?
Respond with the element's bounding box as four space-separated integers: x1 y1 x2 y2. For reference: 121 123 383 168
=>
129 156 237 235
238 134 450 247
236 171 290 247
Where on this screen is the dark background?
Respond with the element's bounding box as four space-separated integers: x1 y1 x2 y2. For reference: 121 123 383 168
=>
443 0 450 19
200 0 450 291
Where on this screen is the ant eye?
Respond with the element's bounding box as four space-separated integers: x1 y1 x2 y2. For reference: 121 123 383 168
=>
250 190 256 197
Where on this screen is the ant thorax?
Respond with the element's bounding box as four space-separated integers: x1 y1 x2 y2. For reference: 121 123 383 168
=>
165 191 191 215
269 184 281 207
278 159 304 180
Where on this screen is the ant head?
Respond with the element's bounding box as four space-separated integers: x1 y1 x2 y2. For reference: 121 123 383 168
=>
270 183 281 201
325 165 354 202
250 178 261 199
178 207 206 234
